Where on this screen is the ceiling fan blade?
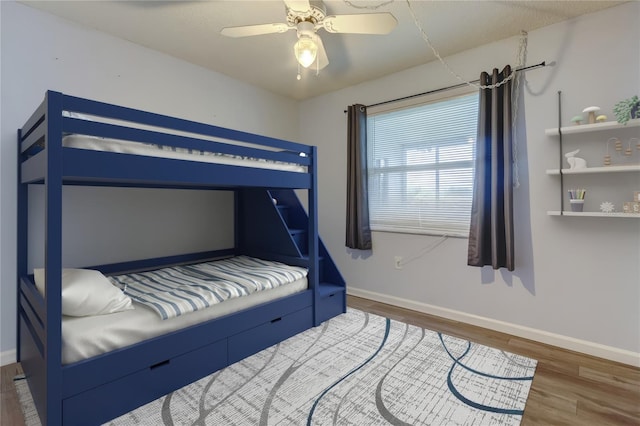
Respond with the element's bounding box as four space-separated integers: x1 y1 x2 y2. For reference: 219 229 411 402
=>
283 0 311 14
314 34 329 70
221 23 291 38
321 13 397 34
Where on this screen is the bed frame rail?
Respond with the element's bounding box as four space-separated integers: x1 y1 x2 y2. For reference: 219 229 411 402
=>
18 91 313 189
18 278 46 354
62 93 310 155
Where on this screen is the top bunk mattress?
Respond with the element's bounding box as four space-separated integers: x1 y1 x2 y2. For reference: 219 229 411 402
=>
62 134 308 173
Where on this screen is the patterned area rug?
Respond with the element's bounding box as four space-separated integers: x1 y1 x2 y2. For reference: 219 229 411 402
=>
16 308 537 425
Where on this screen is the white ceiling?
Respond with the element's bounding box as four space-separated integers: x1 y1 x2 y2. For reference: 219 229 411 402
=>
21 0 623 100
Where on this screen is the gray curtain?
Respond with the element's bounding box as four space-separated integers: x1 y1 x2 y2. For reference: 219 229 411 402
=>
468 65 514 271
346 104 372 250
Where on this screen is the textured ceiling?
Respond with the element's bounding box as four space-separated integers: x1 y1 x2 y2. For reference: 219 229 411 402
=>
21 0 624 100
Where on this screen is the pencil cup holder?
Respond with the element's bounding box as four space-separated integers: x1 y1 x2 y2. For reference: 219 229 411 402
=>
570 199 584 212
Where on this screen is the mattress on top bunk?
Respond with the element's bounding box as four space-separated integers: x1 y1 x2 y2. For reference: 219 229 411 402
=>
62 134 308 173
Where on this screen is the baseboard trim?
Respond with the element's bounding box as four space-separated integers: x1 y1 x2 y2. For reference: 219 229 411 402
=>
348 287 640 367
0 349 17 367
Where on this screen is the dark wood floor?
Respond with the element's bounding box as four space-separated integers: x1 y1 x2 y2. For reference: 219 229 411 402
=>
1 361 25 426
2 295 639 425
348 296 640 425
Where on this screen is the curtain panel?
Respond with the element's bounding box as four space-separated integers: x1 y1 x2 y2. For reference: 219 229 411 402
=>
346 104 372 250
468 66 515 271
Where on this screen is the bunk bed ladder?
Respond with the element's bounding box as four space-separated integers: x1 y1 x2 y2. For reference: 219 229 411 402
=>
268 189 347 325
236 188 346 326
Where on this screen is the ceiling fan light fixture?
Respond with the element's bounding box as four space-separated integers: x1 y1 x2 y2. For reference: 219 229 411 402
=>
294 35 317 68
221 0 397 75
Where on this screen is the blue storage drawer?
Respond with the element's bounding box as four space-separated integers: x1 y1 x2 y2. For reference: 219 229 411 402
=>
317 290 345 324
228 307 313 364
62 338 228 426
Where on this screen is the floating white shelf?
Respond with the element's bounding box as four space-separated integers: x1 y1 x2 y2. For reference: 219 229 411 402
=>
545 119 640 136
547 211 640 218
545 99 640 220
545 164 640 175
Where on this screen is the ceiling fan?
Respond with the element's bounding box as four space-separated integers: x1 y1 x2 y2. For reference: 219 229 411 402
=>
220 0 397 75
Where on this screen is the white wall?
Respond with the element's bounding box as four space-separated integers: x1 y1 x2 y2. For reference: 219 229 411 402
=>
0 2 299 362
300 3 639 364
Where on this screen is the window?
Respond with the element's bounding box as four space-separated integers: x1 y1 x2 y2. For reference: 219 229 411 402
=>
367 90 479 237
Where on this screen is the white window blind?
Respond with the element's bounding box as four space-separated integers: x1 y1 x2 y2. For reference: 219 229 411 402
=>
367 91 479 237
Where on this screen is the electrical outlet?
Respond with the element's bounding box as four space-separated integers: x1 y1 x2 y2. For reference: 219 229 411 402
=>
394 256 403 269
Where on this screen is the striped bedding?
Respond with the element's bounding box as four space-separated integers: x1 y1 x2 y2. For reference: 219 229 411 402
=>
108 256 308 320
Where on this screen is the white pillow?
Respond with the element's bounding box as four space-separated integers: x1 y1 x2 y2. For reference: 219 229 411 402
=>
33 268 133 317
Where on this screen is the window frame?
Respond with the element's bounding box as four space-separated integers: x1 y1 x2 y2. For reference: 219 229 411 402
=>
366 86 479 238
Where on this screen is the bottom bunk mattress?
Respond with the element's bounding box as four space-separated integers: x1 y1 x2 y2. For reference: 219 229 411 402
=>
57 256 308 364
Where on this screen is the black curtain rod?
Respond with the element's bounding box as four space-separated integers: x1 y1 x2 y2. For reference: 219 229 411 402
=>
344 61 548 112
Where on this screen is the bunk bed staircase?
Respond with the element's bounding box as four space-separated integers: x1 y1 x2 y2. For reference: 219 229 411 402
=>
237 188 346 326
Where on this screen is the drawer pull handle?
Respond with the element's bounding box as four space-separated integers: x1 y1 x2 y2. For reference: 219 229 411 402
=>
150 359 171 370
271 317 282 323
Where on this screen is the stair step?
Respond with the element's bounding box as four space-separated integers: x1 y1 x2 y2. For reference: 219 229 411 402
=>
318 283 345 297
287 229 307 253
275 205 290 224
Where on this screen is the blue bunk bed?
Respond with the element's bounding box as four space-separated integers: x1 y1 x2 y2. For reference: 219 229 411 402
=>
17 91 346 425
